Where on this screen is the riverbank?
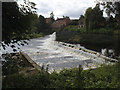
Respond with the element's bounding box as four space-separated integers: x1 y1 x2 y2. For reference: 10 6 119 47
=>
63 25 120 34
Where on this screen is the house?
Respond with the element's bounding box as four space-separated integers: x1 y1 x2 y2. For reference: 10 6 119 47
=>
45 18 52 24
51 17 71 30
78 18 85 29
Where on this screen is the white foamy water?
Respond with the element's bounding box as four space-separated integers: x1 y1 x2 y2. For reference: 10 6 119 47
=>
1 32 111 73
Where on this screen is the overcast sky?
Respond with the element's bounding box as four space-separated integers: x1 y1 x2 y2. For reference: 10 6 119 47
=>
18 0 97 19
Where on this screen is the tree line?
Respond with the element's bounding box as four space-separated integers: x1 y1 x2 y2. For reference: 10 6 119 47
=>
83 2 120 31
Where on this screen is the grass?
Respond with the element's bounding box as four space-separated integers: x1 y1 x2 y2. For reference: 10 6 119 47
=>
62 25 120 34
114 30 120 35
25 33 44 39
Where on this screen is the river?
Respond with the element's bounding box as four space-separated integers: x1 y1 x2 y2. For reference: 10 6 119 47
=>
0 33 116 73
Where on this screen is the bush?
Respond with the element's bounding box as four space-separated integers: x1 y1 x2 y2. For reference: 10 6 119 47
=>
2 53 32 76
83 63 120 88
2 71 52 88
2 63 120 88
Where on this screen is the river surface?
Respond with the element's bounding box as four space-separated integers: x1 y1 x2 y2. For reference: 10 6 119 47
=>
0 33 115 72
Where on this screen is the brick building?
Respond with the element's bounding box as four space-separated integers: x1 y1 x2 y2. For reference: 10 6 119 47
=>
45 18 52 24
51 17 71 30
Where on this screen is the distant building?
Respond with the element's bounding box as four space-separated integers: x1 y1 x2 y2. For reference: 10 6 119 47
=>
51 17 71 30
78 18 85 29
45 18 52 24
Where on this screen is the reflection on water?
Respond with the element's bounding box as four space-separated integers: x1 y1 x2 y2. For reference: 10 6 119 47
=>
82 45 120 60
80 34 120 60
82 43 120 60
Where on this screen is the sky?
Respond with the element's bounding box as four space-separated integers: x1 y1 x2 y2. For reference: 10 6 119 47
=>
17 0 99 19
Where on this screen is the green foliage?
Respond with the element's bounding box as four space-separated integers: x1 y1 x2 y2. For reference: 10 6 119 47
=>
2 71 51 88
50 12 55 23
83 63 120 88
85 4 105 31
2 59 120 88
51 63 120 88
114 30 120 35
56 30 117 45
25 33 44 39
63 25 79 31
36 15 52 34
101 2 120 29
2 1 38 50
50 68 79 88
37 15 46 33
91 28 113 34
79 15 84 20
69 20 79 25
2 53 32 76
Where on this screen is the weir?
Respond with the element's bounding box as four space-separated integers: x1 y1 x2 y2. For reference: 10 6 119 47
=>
20 32 118 72
43 32 117 62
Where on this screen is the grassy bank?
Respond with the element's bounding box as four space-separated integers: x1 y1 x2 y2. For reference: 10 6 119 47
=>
2 53 120 88
25 33 44 39
62 25 120 34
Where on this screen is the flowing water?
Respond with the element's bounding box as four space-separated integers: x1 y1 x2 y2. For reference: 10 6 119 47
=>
0 32 115 73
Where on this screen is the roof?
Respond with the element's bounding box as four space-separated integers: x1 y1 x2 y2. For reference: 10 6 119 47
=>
56 17 70 21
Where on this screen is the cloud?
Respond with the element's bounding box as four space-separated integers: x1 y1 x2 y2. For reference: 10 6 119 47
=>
18 0 96 19
63 7 85 19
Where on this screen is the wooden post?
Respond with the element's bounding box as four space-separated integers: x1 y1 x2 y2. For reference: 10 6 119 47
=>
77 64 83 88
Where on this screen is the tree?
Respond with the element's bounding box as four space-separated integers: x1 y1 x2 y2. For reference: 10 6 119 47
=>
105 15 116 29
85 4 105 31
85 7 92 30
69 20 79 25
50 12 55 23
27 13 39 34
79 15 84 20
101 2 120 29
2 1 37 50
37 15 47 33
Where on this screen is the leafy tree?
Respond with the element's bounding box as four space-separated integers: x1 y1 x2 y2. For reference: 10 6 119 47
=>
27 13 39 34
37 15 47 33
106 15 116 29
85 4 105 31
84 7 92 31
69 20 79 25
79 15 84 20
50 11 55 23
2 1 37 50
101 2 120 29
